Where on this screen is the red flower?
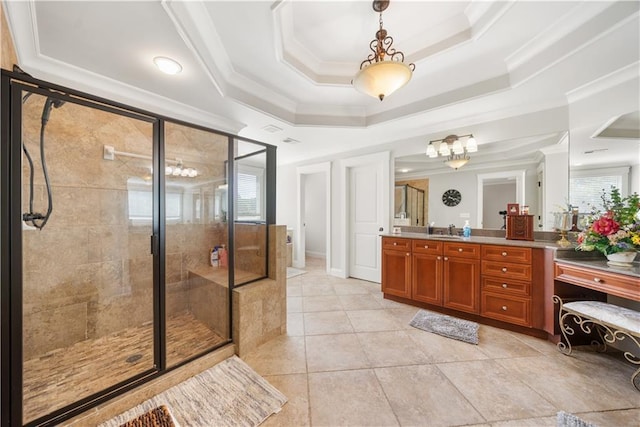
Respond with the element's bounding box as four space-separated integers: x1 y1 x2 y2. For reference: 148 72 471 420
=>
591 213 619 236
577 234 584 244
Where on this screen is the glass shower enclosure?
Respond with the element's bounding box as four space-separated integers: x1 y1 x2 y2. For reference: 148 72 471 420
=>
1 70 275 426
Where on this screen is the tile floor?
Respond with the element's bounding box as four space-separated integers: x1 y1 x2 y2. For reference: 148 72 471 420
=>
243 257 640 427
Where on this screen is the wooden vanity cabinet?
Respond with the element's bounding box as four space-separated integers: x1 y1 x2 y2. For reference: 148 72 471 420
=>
443 242 481 314
412 240 443 305
381 237 412 298
480 245 533 326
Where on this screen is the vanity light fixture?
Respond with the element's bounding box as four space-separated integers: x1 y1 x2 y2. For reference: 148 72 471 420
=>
352 0 415 101
153 56 183 75
426 134 477 170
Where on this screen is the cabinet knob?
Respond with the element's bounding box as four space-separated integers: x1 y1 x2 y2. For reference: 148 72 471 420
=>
393 242 397 246
501 306 508 311
501 252 507 256
406 253 410 257
424 245 429 248
502 283 508 288
458 248 463 252
444 257 449 261
593 277 602 283
502 267 507 273
437 256 441 260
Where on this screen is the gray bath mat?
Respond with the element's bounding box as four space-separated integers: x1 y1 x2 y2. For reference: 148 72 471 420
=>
409 309 479 345
557 411 598 427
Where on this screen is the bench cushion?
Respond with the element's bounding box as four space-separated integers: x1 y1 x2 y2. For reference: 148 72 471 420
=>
564 301 640 335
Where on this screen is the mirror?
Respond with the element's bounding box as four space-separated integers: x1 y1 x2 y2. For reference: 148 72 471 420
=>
569 109 640 222
394 184 426 226
394 129 568 231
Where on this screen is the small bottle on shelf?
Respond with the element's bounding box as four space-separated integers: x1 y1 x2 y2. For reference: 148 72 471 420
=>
219 244 228 267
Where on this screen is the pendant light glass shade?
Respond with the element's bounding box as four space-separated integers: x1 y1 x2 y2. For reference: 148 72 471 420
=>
426 134 478 170
353 61 413 101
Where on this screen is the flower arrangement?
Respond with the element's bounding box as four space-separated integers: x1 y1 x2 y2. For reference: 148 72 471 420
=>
576 187 640 255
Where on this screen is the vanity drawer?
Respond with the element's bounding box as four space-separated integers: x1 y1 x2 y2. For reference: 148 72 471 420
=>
482 261 532 281
481 277 530 296
554 262 640 301
443 243 481 259
481 245 531 264
412 240 443 254
481 292 531 327
382 237 411 251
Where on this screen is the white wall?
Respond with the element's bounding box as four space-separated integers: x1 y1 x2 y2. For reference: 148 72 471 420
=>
304 172 326 258
483 183 516 229
543 151 569 229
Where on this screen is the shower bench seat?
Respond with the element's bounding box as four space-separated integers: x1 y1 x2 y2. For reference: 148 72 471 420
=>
553 296 640 391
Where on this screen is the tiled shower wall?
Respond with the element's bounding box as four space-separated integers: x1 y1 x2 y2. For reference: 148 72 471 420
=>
21 99 228 360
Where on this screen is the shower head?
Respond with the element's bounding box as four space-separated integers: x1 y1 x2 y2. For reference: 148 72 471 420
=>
41 97 65 125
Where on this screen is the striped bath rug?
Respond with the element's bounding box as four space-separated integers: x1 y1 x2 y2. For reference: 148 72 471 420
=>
101 356 287 427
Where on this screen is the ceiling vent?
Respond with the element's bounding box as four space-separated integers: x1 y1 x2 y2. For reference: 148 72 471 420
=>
282 137 301 144
262 124 283 133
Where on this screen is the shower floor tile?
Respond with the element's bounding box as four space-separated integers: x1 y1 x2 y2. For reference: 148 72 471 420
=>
22 311 226 424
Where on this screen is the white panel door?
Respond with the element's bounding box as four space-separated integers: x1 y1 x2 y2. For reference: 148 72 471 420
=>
349 163 383 282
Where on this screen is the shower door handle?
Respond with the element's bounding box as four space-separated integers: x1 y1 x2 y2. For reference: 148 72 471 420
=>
150 234 157 255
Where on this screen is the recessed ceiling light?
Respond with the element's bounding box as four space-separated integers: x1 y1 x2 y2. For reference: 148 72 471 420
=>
399 168 410 173
282 137 301 144
153 56 182 75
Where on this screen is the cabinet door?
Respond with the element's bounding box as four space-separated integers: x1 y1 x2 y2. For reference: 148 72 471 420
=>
412 253 443 305
381 249 411 298
443 257 480 313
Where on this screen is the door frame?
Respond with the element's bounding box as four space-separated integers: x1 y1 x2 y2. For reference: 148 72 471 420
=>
295 162 331 271
340 151 390 281
476 169 526 228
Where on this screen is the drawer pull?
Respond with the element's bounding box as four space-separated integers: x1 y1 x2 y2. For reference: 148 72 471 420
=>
502 283 508 288
458 248 463 252
424 245 429 248
393 242 397 246
593 277 602 283
502 306 508 311
502 267 507 273
501 252 507 256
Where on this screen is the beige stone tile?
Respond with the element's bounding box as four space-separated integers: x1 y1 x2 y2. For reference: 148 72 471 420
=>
242 336 307 376
370 292 412 308
576 408 640 427
332 282 371 295
508 331 559 355
308 370 398 426
303 311 354 335
286 284 302 297
302 295 343 312
346 309 402 332
261 373 310 427
287 296 303 313
476 325 544 359
497 354 640 413
385 306 420 329
376 364 485 426
301 283 336 296
484 416 556 426
286 313 304 337
406 328 489 363
438 359 556 422
305 334 370 372
338 294 383 310
357 330 430 367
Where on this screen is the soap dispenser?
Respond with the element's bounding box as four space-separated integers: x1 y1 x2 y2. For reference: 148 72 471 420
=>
463 220 471 238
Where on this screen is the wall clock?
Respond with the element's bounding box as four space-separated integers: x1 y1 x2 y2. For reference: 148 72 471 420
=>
442 189 462 207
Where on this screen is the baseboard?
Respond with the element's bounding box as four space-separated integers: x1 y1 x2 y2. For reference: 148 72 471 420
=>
330 268 347 279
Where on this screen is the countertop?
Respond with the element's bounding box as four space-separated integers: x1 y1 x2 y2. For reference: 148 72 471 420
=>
554 257 640 279
381 232 562 249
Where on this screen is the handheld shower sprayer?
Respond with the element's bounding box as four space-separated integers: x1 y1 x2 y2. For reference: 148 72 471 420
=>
22 93 66 230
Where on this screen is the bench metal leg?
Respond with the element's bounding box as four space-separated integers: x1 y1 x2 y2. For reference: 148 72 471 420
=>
553 295 640 392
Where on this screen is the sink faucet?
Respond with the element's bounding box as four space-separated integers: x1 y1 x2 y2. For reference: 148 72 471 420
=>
448 224 455 236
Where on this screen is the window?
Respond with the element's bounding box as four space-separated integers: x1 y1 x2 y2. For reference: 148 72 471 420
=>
236 164 265 221
127 182 183 223
570 167 629 212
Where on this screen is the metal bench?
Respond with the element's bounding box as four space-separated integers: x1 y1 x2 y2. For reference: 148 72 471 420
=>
553 295 640 392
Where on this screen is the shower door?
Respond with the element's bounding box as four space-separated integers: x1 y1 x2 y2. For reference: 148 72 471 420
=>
16 86 158 425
